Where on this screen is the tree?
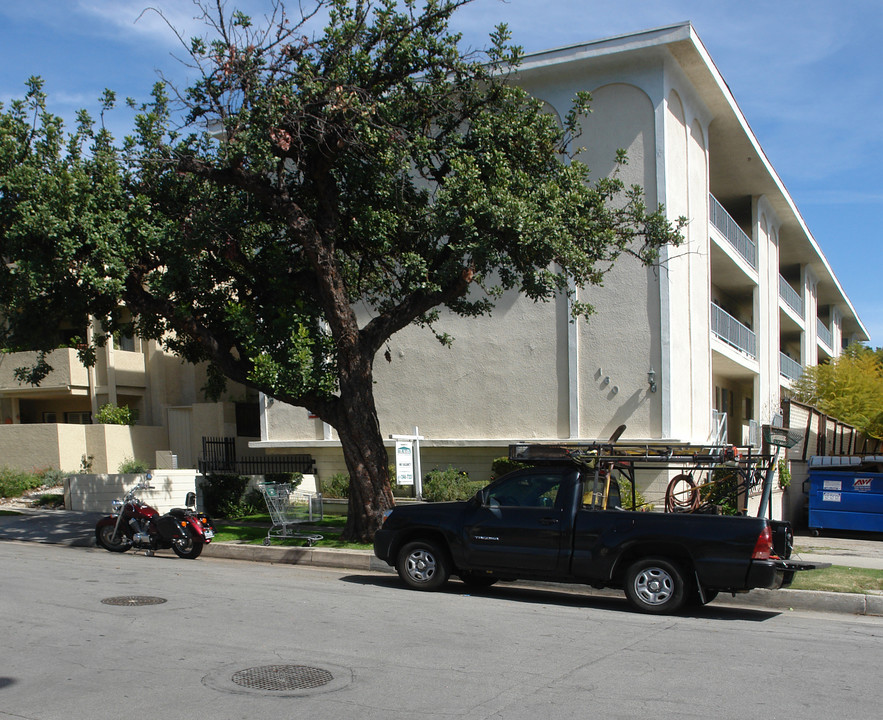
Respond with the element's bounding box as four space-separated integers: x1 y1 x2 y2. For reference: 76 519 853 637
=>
790 345 883 440
0 0 684 541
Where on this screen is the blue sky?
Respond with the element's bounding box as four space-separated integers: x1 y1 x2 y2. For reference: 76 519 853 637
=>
1 0 880 347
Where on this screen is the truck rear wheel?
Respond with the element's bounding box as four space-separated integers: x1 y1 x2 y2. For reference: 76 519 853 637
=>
396 540 450 591
624 557 687 614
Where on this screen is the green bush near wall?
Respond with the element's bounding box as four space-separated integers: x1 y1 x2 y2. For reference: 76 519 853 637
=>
0 467 70 499
422 466 481 502
200 473 250 518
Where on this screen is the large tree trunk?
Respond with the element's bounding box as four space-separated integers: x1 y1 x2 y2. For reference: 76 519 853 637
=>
336 371 395 544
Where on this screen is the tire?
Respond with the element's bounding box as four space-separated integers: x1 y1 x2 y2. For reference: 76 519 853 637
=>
459 571 498 588
96 524 131 553
396 540 450 591
624 557 687 614
171 527 204 559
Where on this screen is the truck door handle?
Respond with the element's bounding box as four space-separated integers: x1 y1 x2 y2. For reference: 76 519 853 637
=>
539 518 560 525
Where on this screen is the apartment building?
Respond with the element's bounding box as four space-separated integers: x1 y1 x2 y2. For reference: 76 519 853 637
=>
0 326 261 474
253 23 869 500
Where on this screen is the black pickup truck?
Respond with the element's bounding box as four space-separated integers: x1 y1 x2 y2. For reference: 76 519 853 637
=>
374 445 822 613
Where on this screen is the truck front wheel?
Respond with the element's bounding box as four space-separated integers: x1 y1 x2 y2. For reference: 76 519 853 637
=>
396 540 451 591
624 557 687 614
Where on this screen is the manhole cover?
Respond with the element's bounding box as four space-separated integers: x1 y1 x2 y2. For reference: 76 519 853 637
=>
202 660 351 697
101 596 167 606
231 665 333 691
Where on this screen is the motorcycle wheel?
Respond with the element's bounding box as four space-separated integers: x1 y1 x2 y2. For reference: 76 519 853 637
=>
95 525 131 553
171 527 204 559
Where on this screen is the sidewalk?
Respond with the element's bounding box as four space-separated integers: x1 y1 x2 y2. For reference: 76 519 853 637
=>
2 508 881 616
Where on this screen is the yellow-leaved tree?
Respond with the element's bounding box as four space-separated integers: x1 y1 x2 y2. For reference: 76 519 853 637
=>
791 346 883 440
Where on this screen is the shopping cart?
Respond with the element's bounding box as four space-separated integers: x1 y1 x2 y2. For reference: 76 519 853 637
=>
257 482 324 547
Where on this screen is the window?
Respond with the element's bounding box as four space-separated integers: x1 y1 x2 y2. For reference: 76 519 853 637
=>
42 412 58 423
64 411 92 424
113 324 137 352
485 472 562 508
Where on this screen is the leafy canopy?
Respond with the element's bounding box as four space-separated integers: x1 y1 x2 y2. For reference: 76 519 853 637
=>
791 345 883 440
1 1 683 419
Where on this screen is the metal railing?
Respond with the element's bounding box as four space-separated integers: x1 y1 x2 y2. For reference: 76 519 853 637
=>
709 194 756 269
199 436 316 475
816 318 833 349
778 275 804 316
710 410 728 446
711 303 757 358
779 352 803 381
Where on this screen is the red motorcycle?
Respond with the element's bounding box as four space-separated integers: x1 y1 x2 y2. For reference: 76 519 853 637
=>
95 477 215 559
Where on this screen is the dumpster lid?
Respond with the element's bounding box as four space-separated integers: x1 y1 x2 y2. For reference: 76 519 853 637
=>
809 455 883 469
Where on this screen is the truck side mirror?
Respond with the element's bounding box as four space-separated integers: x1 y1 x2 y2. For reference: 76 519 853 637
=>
185 491 196 508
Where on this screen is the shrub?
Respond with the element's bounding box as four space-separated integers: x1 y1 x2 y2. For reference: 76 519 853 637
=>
778 459 792 489
200 473 250 517
617 477 653 511
37 468 70 487
700 468 741 515
118 458 150 474
491 457 528 479
263 472 303 489
95 403 138 426
0 467 43 499
320 472 351 499
422 466 473 502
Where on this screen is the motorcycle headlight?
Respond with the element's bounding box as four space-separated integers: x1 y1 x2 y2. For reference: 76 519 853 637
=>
111 500 123 513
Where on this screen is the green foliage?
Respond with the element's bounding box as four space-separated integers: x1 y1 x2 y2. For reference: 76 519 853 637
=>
95 403 138 426
39 468 70 487
264 472 303 489
616 477 653 511
422 466 478 502
791 345 883 440
32 493 64 508
700 468 741 516
118 457 149 474
0 467 44 498
80 454 94 473
237 487 266 518
491 457 528 479
0 1 684 541
777 459 792 489
321 472 351 499
200 473 250 518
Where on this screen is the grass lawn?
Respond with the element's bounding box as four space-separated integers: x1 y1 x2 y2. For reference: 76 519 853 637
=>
212 514 372 550
789 565 883 595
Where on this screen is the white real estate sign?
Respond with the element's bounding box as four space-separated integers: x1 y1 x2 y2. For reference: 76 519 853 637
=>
395 441 414 486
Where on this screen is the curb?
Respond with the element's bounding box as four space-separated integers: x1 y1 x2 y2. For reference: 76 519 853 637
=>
2 526 880 617
713 587 883 617
202 542 883 617
203 540 394 574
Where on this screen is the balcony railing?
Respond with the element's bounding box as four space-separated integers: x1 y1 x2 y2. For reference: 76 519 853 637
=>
817 318 833 349
778 275 804 316
779 352 803 381
711 303 757 358
709 194 757 269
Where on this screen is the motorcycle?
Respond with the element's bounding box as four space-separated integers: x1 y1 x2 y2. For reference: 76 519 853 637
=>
94 476 215 559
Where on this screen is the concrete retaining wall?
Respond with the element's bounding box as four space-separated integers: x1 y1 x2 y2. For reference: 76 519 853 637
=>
65 470 200 513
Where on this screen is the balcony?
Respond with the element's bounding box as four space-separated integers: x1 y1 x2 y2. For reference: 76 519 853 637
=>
779 352 803 381
779 275 803 317
710 195 756 269
711 303 756 358
817 318 833 350
0 348 89 393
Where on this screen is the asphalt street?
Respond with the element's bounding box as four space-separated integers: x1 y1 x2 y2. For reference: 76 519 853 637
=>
1 541 882 720
1 508 881 616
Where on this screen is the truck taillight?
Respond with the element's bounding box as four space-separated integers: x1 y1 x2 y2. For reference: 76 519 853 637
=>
751 526 773 560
